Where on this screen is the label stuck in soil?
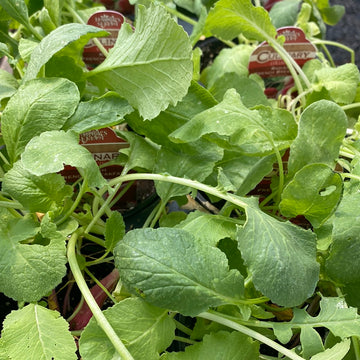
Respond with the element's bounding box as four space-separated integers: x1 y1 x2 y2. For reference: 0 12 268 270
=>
82 10 125 67
248 27 317 78
61 127 128 182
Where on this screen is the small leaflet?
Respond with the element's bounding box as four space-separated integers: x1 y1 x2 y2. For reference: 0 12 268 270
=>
248 26 317 78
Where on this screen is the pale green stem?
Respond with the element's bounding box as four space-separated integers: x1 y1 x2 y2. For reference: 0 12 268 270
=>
142 201 162 228
311 39 355 64
67 295 85 322
342 102 360 111
107 173 249 210
0 200 24 209
163 4 197 26
56 180 88 226
341 173 360 182
174 319 193 336
67 229 134 360
82 232 106 247
64 2 109 57
84 267 117 304
85 183 122 234
174 336 196 345
198 311 305 360
352 337 360 360
264 133 284 206
150 199 167 228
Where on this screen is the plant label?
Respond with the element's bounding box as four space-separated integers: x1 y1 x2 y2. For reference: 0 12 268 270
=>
248 26 317 78
83 10 125 67
61 128 129 182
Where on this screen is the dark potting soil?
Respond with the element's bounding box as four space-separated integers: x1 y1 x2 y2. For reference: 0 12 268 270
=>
326 0 360 67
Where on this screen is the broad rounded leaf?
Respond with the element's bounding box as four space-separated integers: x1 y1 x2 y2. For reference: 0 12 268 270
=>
3 160 72 213
87 4 193 120
1 78 80 163
79 298 175 360
2 304 77 360
325 192 360 285
287 100 347 177
114 227 244 316
21 130 106 189
280 164 343 228
237 205 319 307
0 216 67 301
314 63 360 104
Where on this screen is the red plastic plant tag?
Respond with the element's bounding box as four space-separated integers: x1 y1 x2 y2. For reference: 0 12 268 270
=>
248 26 317 78
61 128 128 182
82 10 125 67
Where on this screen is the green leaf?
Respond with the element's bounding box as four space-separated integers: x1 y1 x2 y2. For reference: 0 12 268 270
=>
87 4 193 120
21 130 107 189
62 92 133 133
44 0 64 26
213 151 276 196
317 2 345 26
79 298 175 360
280 164 343 228
204 0 277 42
1 303 77 360
269 0 301 28
273 297 360 345
23 23 108 81
162 331 259 359
325 191 360 286
125 81 217 147
313 64 360 104
2 160 73 213
0 215 67 301
202 45 254 88
287 100 347 178
176 211 239 247
0 0 29 28
0 68 18 102
154 142 223 201
105 211 125 252
116 130 159 173
1 78 80 163
209 73 269 108
170 89 297 155
236 201 319 307
114 227 244 316
311 338 350 360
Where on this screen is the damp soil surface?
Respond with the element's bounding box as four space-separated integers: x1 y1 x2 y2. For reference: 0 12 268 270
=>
326 0 360 67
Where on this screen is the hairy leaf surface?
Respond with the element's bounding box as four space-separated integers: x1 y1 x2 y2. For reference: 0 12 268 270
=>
21 130 106 189
1 78 80 163
79 298 175 360
114 227 244 316
2 160 72 213
287 100 347 177
2 303 76 360
237 203 319 307
62 92 133 133
0 215 67 301
161 331 259 359
24 23 108 81
280 164 343 228
87 4 193 120
205 0 277 41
